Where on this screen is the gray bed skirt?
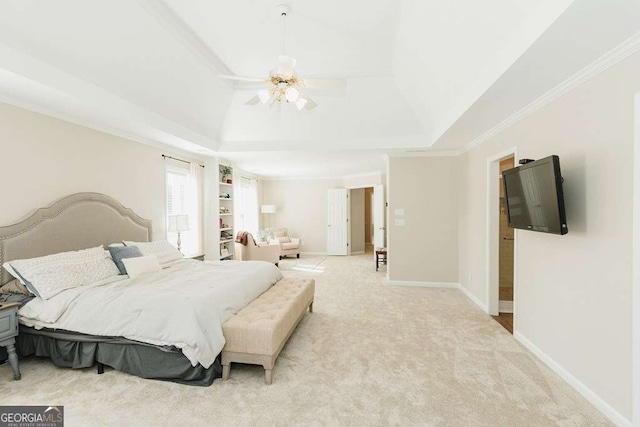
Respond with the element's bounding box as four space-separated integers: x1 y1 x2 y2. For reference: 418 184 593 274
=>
17 326 221 386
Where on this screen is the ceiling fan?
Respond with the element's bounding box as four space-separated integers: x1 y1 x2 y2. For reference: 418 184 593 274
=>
219 5 346 110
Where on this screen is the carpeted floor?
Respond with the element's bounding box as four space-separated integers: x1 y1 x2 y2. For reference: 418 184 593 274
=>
0 254 610 426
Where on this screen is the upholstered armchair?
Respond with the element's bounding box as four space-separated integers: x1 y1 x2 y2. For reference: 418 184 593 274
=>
235 232 280 265
267 228 301 259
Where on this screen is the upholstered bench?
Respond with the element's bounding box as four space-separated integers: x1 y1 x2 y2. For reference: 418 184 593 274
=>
221 277 315 384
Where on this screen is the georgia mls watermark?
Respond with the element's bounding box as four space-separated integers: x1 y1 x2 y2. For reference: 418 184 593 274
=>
0 406 63 427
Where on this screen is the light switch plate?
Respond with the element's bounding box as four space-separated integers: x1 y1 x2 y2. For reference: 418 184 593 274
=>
395 218 406 226
394 208 405 216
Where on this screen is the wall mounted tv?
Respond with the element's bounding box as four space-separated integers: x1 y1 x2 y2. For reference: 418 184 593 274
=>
502 155 568 235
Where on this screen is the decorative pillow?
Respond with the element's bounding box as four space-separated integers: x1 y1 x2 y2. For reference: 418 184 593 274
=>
273 230 286 238
122 241 183 266
4 246 120 300
277 236 291 244
0 279 33 296
122 255 162 279
109 246 143 275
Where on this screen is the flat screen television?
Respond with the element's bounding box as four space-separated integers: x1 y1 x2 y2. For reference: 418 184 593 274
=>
502 155 568 235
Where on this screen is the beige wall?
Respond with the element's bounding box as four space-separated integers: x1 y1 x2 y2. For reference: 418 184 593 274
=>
350 188 365 253
0 102 205 243
364 187 373 244
458 52 640 420
262 179 342 253
263 178 387 254
388 156 459 283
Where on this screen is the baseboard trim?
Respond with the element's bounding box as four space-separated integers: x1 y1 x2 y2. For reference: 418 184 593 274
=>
457 284 488 312
385 280 459 289
498 300 514 313
514 332 631 427
350 251 365 255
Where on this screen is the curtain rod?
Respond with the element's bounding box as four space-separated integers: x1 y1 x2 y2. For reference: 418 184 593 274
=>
162 154 205 168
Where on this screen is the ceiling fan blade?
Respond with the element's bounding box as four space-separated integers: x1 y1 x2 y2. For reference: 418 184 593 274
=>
219 75 269 83
304 97 318 110
277 55 297 78
301 78 347 90
244 95 261 106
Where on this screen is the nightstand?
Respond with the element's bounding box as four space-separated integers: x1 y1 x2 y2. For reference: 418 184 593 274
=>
185 254 205 261
0 302 21 380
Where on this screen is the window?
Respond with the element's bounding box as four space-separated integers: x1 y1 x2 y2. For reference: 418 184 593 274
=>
166 164 201 254
235 177 259 236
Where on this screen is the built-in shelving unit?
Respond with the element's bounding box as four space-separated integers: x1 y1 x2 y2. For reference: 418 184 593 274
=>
219 163 234 260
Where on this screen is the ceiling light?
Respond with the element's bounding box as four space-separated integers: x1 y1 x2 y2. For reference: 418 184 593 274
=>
285 87 299 102
219 4 343 112
295 97 308 110
258 89 271 104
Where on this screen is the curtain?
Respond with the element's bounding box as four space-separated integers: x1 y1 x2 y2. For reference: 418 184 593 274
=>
187 162 204 253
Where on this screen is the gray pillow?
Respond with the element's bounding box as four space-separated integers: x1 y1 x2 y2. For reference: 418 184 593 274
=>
109 246 143 275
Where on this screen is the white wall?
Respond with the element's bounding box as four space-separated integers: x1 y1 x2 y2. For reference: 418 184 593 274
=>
350 188 365 253
388 156 459 283
262 179 342 253
0 102 207 243
458 51 640 423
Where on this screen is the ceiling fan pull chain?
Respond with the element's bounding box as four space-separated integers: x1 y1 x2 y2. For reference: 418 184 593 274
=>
281 6 287 55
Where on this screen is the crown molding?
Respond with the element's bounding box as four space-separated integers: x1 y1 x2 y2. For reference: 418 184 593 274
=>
139 0 234 76
460 30 640 155
0 94 215 159
387 149 461 158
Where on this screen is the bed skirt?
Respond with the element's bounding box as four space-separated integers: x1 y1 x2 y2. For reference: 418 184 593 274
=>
17 326 221 386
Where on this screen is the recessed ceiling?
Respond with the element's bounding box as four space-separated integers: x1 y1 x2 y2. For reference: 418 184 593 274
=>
0 1 637 178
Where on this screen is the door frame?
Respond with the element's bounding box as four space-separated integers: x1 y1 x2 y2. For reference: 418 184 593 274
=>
486 147 518 317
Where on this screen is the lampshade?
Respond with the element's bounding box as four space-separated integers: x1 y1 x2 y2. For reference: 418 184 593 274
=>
168 214 190 232
261 205 277 214
258 89 271 104
285 87 299 102
295 97 308 110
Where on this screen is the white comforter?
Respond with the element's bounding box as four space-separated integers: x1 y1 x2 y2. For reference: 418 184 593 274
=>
19 259 283 368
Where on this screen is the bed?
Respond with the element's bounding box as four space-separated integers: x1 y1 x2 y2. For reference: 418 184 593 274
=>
0 192 282 386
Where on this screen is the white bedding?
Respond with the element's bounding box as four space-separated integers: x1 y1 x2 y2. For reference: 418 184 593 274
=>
19 259 283 368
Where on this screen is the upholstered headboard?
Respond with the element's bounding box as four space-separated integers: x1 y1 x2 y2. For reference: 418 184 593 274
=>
0 192 152 285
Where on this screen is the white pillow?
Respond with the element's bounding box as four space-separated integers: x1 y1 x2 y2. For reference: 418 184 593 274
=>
122 255 162 279
4 246 120 300
123 241 183 266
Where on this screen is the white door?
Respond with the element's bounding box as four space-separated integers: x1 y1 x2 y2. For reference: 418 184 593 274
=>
327 189 349 255
373 184 385 248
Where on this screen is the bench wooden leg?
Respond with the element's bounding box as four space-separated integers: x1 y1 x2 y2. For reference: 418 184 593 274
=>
222 364 230 381
264 368 273 385
309 301 313 313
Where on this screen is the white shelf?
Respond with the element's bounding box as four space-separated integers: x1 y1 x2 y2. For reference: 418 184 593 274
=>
218 163 234 257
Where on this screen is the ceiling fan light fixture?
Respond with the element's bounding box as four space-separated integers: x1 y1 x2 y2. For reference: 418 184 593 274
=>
295 97 308 110
258 89 271 104
285 87 299 102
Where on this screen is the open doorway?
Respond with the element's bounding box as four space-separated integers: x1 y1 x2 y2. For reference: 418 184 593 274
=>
486 148 517 331
492 157 515 333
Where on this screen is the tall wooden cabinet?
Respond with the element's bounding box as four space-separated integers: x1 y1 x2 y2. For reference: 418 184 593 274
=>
219 164 234 260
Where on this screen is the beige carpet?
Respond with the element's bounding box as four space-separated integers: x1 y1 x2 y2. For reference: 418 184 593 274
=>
0 254 610 426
